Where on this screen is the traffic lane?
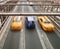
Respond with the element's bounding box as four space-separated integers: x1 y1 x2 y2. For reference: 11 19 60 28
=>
45 29 60 49
37 17 60 49
12 1 25 13
24 6 37 13
25 28 43 49
31 6 41 13
3 28 20 49
24 6 30 13
13 6 22 13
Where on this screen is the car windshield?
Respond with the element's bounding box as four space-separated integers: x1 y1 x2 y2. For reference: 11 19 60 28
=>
28 17 34 21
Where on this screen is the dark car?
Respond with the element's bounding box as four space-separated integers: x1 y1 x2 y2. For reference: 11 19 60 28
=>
25 16 35 29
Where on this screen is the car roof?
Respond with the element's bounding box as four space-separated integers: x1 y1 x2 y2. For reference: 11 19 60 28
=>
27 16 34 21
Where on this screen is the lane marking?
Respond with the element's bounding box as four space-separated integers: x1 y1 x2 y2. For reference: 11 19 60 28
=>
12 1 22 12
0 16 12 41
35 17 46 49
0 16 12 49
54 27 60 38
19 16 25 49
25 4 47 49
35 16 54 49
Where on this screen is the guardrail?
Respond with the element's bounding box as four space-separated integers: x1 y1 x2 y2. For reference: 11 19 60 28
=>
4 0 57 4
8 0 54 2
0 16 8 30
0 3 60 6
47 16 60 33
0 0 18 12
0 3 60 13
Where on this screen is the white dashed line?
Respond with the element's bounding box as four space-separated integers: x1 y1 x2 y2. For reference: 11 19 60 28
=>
35 19 46 49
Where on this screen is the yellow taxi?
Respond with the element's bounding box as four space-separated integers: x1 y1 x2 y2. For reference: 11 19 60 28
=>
11 16 22 30
38 16 55 31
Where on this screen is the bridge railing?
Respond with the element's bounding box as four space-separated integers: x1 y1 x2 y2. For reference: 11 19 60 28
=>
0 16 8 30
0 13 60 16
0 1 60 13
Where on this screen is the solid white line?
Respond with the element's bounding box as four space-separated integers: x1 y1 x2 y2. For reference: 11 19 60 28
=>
35 18 46 49
23 16 25 49
36 21 54 49
0 16 12 41
26 4 47 49
27 4 47 49
19 16 25 49
19 29 24 49
12 1 21 12
36 16 54 49
42 31 54 49
54 27 60 38
0 16 12 49
35 17 54 49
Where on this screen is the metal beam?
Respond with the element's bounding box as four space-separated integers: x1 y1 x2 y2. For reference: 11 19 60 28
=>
0 3 60 6
0 13 60 16
9 0 54 1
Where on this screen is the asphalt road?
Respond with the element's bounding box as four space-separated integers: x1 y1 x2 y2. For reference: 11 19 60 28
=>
2 2 43 49
2 0 60 49
23 4 43 49
3 30 20 49
37 16 60 49
2 19 20 49
46 30 60 49
2 16 60 49
25 28 43 49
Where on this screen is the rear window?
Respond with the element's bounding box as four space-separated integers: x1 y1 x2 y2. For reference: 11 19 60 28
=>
13 16 20 22
28 17 34 21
